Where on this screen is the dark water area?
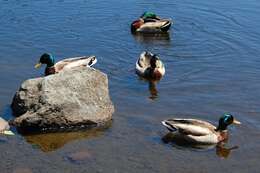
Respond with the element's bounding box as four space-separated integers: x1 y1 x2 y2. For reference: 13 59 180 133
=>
0 0 260 172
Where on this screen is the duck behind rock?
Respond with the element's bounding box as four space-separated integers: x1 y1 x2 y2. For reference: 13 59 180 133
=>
136 51 165 80
162 114 241 144
35 53 97 76
0 117 14 135
131 12 172 33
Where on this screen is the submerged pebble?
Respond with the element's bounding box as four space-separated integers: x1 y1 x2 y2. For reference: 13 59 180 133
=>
65 150 92 164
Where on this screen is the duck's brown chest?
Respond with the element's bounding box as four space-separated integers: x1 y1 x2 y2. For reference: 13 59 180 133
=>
218 131 229 142
45 66 56 76
151 70 162 80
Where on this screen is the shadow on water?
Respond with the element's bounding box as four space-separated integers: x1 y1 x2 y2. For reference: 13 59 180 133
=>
132 32 171 44
162 133 239 159
23 123 111 152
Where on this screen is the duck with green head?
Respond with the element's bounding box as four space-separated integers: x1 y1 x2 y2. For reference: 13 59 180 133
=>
162 114 241 144
136 51 165 80
35 53 97 76
131 12 172 33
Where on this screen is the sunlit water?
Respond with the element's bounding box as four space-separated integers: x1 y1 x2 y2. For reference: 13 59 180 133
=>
0 0 260 172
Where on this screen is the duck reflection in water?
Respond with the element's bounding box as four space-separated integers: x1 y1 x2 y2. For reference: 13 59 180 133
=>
137 76 159 100
216 143 238 159
136 51 165 100
162 132 239 158
133 32 170 44
148 80 158 100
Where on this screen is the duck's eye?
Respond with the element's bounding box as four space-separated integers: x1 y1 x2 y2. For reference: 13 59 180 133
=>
223 114 232 124
224 117 228 123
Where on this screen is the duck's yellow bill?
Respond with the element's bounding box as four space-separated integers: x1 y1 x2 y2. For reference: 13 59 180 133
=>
3 130 15 136
35 63 42 69
233 119 241 125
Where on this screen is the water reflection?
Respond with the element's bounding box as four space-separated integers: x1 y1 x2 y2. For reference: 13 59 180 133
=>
162 132 239 159
148 81 158 100
138 77 160 100
216 145 238 159
24 124 111 152
132 32 171 44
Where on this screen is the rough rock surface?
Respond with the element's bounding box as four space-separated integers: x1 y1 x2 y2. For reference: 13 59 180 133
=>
11 67 114 132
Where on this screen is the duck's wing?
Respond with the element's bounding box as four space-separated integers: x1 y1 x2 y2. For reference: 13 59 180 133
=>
155 59 165 76
185 133 218 144
55 56 97 72
162 118 216 136
136 59 147 74
141 19 171 29
143 18 158 23
136 52 151 74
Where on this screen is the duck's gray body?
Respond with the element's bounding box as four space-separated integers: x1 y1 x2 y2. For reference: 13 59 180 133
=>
162 114 241 144
162 118 221 144
54 56 97 71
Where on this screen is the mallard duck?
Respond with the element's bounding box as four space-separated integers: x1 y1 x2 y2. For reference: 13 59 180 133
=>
35 53 97 76
162 114 241 144
0 117 14 135
136 51 165 80
131 12 172 33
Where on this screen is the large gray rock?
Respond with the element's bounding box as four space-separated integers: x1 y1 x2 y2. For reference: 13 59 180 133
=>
11 67 114 132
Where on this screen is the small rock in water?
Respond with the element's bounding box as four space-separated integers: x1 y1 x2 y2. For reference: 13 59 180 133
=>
65 150 92 164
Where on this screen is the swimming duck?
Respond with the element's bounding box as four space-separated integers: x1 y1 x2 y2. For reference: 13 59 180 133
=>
136 51 165 80
35 53 97 76
131 12 172 33
162 114 241 144
0 117 14 135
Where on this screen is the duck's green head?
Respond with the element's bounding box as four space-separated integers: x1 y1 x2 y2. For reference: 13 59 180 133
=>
35 53 55 68
217 114 241 131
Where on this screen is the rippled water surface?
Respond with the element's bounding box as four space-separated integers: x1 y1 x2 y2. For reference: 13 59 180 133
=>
1 0 260 172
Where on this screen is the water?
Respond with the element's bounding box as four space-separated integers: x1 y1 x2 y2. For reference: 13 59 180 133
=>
0 0 260 172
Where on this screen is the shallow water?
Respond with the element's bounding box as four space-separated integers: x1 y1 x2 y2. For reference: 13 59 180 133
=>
0 0 260 172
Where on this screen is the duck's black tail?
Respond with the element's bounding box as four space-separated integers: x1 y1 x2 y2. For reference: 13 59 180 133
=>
87 56 97 67
161 120 177 132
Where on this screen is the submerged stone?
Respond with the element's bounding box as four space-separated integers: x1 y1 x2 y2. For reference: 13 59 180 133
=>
11 67 114 132
65 150 92 164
